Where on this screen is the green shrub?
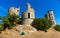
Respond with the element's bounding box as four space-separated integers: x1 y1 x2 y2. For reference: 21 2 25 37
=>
44 30 48 32
0 16 2 20
2 13 20 29
0 13 21 32
21 32 25 35
42 18 52 31
31 18 52 31
54 25 60 32
0 24 4 32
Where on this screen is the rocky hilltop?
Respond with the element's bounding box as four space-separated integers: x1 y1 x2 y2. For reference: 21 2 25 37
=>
0 25 60 38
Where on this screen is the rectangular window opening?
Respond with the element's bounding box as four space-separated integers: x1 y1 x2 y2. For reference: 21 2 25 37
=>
28 13 30 18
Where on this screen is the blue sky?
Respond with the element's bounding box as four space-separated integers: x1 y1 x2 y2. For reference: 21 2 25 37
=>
0 0 60 24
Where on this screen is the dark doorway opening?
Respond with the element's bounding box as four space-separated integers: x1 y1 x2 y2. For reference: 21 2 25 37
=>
28 13 30 18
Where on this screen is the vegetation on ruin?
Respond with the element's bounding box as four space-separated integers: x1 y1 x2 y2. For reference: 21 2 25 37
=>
31 18 52 32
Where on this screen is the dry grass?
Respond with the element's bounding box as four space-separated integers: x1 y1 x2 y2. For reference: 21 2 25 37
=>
0 28 60 38
20 28 60 38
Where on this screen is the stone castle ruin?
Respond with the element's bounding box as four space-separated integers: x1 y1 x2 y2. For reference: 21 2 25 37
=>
45 10 56 27
8 3 36 33
8 3 56 33
22 3 35 25
9 7 20 15
9 3 34 25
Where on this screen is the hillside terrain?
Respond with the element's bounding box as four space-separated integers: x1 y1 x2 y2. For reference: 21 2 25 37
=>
0 25 60 38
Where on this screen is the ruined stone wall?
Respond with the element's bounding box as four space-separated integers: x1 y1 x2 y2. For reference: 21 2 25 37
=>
9 7 20 15
45 10 56 27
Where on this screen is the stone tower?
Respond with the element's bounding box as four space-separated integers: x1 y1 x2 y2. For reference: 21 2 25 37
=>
45 10 56 27
22 3 35 25
9 7 20 15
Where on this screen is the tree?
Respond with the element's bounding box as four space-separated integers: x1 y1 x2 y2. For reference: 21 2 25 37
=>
42 18 52 31
54 25 60 32
0 16 2 20
0 16 4 32
7 13 20 25
31 18 52 31
0 24 4 32
0 13 21 32
31 18 44 30
2 13 20 29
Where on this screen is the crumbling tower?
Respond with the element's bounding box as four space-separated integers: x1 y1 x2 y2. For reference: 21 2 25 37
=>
22 3 35 25
9 7 20 15
45 10 56 27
